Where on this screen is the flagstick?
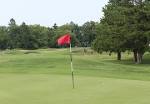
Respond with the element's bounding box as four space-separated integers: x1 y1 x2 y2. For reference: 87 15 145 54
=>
70 43 75 89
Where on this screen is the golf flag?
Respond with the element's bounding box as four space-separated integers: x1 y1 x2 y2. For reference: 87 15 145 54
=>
57 34 75 89
57 34 71 45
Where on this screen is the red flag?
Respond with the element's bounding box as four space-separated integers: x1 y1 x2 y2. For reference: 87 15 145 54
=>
57 34 71 45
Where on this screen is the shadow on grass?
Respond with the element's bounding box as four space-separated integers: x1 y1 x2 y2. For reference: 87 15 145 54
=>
102 53 150 66
24 51 40 54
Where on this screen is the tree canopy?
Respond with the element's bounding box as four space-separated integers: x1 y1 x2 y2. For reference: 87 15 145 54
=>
93 0 150 63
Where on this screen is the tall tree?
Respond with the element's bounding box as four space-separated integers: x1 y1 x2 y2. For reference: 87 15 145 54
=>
30 25 49 48
0 26 9 50
81 21 97 47
93 1 128 60
8 18 20 49
124 0 150 63
93 0 150 63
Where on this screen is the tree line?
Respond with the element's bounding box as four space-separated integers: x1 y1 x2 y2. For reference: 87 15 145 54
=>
0 19 97 50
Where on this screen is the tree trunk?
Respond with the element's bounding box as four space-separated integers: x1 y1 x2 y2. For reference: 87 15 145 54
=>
133 49 144 64
133 50 138 63
117 51 121 61
137 52 143 64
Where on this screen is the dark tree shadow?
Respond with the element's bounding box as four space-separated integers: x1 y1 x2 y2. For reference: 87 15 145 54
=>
102 53 150 66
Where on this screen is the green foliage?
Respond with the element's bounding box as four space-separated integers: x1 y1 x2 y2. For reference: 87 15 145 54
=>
0 26 9 50
0 18 98 50
19 22 36 49
81 21 97 47
29 25 49 48
7 19 49 50
48 22 81 48
93 0 150 63
8 18 20 49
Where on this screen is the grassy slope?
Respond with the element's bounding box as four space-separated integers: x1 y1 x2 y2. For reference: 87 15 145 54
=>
0 48 150 104
0 48 150 80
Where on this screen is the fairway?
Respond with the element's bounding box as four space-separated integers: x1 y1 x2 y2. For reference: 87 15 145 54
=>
0 49 150 104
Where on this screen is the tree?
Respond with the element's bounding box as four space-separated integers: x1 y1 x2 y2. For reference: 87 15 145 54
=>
8 18 20 49
93 0 150 63
93 1 128 60
124 0 150 63
81 21 97 47
53 23 58 29
48 22 80 48
0 26 9 50
30 25 49 48
8 18 16 26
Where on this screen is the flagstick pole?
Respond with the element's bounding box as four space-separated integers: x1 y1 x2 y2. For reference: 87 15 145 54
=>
70 43 75 89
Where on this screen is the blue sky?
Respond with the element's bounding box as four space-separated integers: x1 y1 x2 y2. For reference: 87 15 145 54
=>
0 0 109 26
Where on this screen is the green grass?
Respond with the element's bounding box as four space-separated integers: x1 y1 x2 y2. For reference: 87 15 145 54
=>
0 48 150 104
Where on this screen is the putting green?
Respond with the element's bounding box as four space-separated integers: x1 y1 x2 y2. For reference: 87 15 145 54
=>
0 74 150 104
